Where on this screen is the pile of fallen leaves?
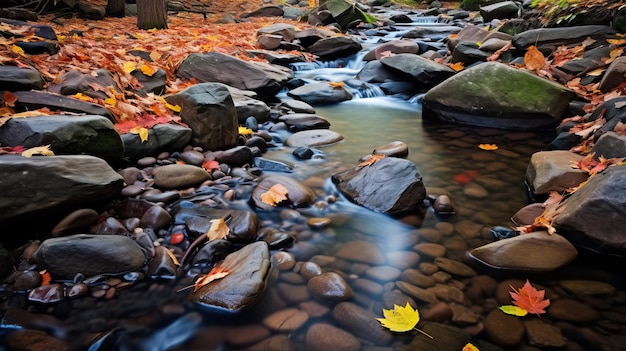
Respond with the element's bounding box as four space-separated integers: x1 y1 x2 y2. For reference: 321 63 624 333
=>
529 0 625 27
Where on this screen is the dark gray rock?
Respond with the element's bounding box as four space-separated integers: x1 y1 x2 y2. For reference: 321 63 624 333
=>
307 36 362 60
121 123 192 160
0 19 57 40
287 82 353 104
451 41 491 66
12 91 115 121
591 132 626 159
380 53 455 91
131 67 167 96
423 62 576 130
164 83 238 150
285 129 344 147
47 69 122 99
176 52 293 98
554 165 626 255
213 145 253 166
35 234 146 280
357 60 407 83
176 206 259 244
0 155 123 229
512 25 616 51
600 56 626 93
254 157 294 172
0 115 124 164
278 113 330 131
192 241 270 312
251 175 316 210
256 23 296 42
479 1 519 21
14 41 58 55
331 156 426 215
240 6 285 18
363 39 420 61
0 66 44 91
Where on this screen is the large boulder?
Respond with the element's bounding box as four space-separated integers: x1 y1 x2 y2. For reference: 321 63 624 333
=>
0 66 44 91
331 156 426 215
380 53 455 91
512 25 616 52
287 82 353 104
34 234 146 280
176 52 293 98
0 155 123 237
12 91 115 121
164 83 238 150
192 241 270 312
0 115 124 164
121 123 192 160
553 165 626 255
423 62 576 130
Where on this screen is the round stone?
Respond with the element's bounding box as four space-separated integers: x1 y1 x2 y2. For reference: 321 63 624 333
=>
285 129 344 147
51 208 100 237
262 308 310 332
335 240 385 265
300 261 323 280
364 265 401 283
484 309 525 348
306 323 360 351
373 140 409 158
153 164 212 189
271 252 296 271
414 243 447 258
307 272 353 302
179 150 205 166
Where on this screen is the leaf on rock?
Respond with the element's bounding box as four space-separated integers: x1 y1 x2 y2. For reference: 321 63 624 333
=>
206 217 230 241
140 64 158 76
571 153 625 176
238 126 253 135
515 191 564 234
524 45 545 71
3 91 17 107
328 81 344 88
377 302 419 332
499 305 528 316
478 143 498 151
510 280 550 316
462 343 480 351
129 126 149 142
123 61 137 73
358 154 386 167
22 145 54 157
202 159 220 171
449 61 464 72
260 183 289 207
193 266 229 292
40 270 51 286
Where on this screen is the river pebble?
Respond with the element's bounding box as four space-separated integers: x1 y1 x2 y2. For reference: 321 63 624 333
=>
262 308 309 332
307 272 353 302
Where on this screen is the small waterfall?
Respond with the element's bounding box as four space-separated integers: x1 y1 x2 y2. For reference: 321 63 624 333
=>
344 80 386 99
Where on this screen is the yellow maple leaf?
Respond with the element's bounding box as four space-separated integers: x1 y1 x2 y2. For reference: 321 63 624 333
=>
11 45 25 56
140 64 157 77
166 102 181 113
123 61 137 73
129 126 149 143
206 217 230 241
463 343 480 351
22 145 54 157
377 303 433 338
238 126 253 135
478 143 498 151
358 153 385 167
260 183 289 207
104 96 116 105
193 266 229 292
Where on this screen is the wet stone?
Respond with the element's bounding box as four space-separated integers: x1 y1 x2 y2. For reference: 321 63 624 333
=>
278 282 311 303
414 243 447 258
421 302 454 323
225 325 271 347
419 262 439 275
418 228 443 243
352 278 384 296
51 208 100 237
373 140 409 158
140 205 172 230
396 281 439 304
300 261 323 280
306 217 331 229
121 184 144 197
558 280 616 296
306 323 361 351
153 164 212 189
335 240 385 265
179 150 205 166
548 299 599 322
298 300 330 318
280 272 306 285
307 272 353 302
271 251 296 271
385 251 420 270
401 269 435 288
262 308 309 332
333 302 393 346
484 309 525 348
365 265 401 283
28 284 64 304
430 271 452 284
434 257 477 277
13 271 42 291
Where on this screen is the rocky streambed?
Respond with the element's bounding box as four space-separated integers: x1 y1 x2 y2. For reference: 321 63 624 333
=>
1 1 626 350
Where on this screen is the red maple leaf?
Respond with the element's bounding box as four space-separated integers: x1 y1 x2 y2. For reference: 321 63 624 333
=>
510 280 550 316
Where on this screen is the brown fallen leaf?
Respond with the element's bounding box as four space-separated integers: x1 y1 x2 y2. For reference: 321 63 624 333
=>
524 45 545 72
206 217 230 241
260 183 289 207
193 266 229 292
358 153 386 167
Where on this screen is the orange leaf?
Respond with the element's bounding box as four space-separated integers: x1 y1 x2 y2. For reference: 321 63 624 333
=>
359 154 386 167
524 45 545 71
510 280 550 316
260 183 289 207
328 81 344 88
193 266 229 292
40 270 51 286
206 217 230 241
478 143 498 150
140 64 158 76
449 61 464 72
3 91 17 107
202 159 220 171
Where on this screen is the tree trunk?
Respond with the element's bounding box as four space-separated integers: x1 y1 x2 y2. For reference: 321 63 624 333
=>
106 0 125 17
137 0 168 30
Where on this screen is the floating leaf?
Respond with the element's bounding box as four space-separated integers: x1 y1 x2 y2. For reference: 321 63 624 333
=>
129 126 149 142
463 343 480 351
524 45 545 71
238 126 253 135
478 143 498 150
140 64 157 76
510 280 550 316
22 145 54 157
193 266 229 292
206 217 230 241
260 183 289 207
358 154 386 167
499 305 528 316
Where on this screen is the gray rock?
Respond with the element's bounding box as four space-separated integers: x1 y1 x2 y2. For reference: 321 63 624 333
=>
0 66 44 91
331 156 426 215
469 231 578 272
525 150 588 195
600 56 626 92
240 6 285 18
451 41 491 66
278 113 330 131
122 123 192 160
591 131 626 159
251 175 316 210
0 155 123 227
287 82 353 104
479 1 519 21
380 53 455 91
334 240 385 264
164 83 238 150
48 69 121 99
333 302 393 345
153 164 212 189
13 91 114 121
363 39 420 61
285 129 344 147
0 115 124 164
357 60 407 84
553 165 626 255
423 62 577 130
35 234 146 279
306 323 360 351
278 99 316 114
192 241 270 312
256 23 296 42
307 36 362 60
513 25 616 51
176 52 293 98
131 67 167 96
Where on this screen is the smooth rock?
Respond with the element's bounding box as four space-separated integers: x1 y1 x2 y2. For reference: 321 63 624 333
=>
262 308 309 332
308 272 353 302
153 164 212 189
524 319 566 348
333 302 393 345
285 129 344 147
483 309 525 348
306 323 361 351
335 240 385 264
51 209 100 237
250 175 316 210
548 299 599 322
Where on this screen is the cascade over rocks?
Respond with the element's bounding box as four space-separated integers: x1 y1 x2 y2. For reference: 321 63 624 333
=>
176 52 293 98
0 155 123 232
164 83 238 150
553 166 626 255
192 241 270 312
331 156 426 215
423 62 577 130
0 115 124 164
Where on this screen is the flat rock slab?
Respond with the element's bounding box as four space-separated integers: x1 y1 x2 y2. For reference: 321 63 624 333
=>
285 129 344 147
469 231 578 272
13 91 115 121
192 241 270 312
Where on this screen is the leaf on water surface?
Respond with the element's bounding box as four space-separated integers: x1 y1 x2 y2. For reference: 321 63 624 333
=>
499 305 528 316
206 217 230 241
510 280 550 316
358 153 385 168
193 266 230 292
478 143 498 151
260 183 289 207
524 45 545 72
21 145 54 157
